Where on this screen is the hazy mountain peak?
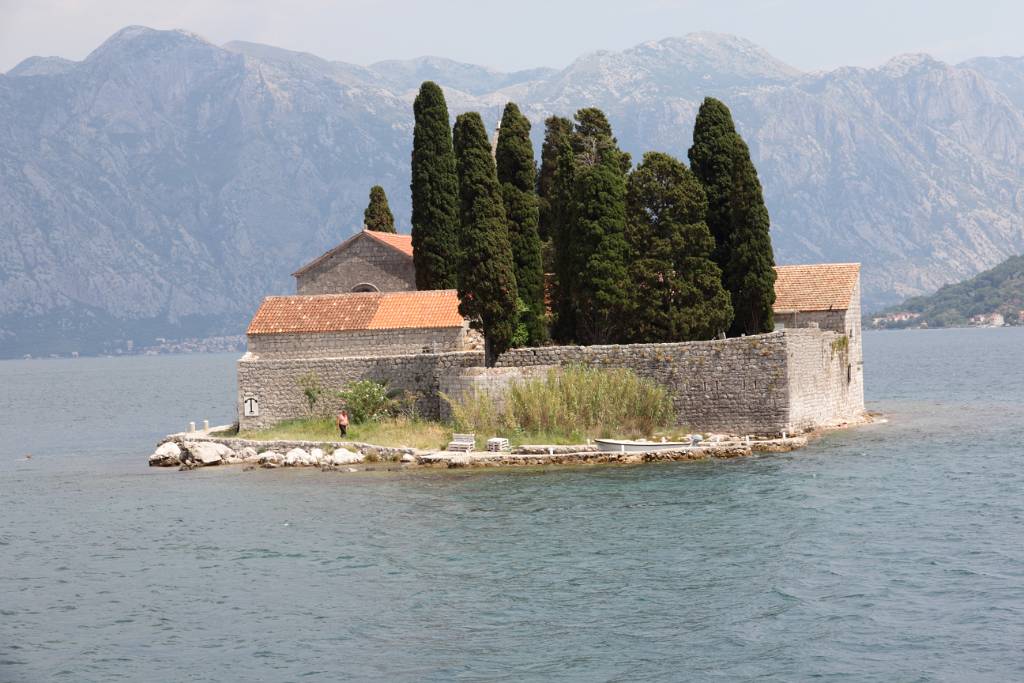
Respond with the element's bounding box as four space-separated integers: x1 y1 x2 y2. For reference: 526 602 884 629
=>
6 55 76 77
83 25 215 64
879 52 944 76
656 31 802 76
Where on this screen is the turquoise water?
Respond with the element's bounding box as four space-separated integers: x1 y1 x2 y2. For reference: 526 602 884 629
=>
1 330 1023 681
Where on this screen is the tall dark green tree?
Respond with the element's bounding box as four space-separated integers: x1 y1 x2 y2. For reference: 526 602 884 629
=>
688 97 776 336
562 109 632 344
537 116 573 241
550 142 577 344
410 81 460 290
625 152 733 342
363 185 396 233
495 102 546 346
452 112 519 366
568 115 632 343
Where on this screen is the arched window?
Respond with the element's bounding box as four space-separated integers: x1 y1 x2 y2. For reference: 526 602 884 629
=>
351 283 379 293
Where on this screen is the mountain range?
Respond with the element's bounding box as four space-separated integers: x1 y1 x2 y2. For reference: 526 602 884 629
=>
2 26 1023 357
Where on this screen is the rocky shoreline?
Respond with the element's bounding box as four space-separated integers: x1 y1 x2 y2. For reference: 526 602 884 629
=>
148 431 810 471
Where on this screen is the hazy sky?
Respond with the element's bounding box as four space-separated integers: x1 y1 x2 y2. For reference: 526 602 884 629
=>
1 0 1021 73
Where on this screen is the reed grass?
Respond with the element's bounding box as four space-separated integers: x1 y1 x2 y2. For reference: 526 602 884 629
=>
447 365 675 444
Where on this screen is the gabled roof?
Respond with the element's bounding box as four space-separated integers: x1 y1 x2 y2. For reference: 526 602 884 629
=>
292 230 413 277
773 263 860 312
247 290 463 335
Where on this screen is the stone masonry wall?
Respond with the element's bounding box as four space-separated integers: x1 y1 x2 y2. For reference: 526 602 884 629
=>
249 326 469 359
783 328 865 431
296 235 415 295
238 351 483 430
492 334 793 434
238 329 863 435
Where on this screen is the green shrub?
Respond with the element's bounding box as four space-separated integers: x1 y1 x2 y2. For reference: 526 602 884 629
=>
297 372 324 416
337 380 399 424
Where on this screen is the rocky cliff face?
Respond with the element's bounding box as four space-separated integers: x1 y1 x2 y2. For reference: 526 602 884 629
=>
1 27 1022 356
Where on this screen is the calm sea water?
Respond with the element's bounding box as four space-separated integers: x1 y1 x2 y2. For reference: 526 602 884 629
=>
1 329 1023 682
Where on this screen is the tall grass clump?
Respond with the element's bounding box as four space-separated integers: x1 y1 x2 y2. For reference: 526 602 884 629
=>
507 366 673 439
442 390 507 439
444 365 675 444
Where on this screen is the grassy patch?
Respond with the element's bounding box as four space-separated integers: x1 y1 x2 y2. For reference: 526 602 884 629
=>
238 416 450 450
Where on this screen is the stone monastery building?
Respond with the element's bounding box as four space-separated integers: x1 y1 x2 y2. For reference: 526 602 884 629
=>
239 229 866 436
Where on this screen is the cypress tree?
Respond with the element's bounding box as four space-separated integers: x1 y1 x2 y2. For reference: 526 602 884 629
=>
537 116 573 241
688 97 776 336
625 152 733 342
410 81 460 290
363 185 396 233
452 112 519 366
570 138 631 345
555 109 631 344
550 142 577 344
495 102 546 346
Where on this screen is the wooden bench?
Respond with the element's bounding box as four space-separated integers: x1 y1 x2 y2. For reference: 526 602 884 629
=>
447 433 475 452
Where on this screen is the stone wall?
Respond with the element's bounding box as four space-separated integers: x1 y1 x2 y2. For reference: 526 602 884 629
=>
492 335 793 434
783 328 865 431
249 325 471 359
296 235 415 295
238 351 483 430
238 329 865 435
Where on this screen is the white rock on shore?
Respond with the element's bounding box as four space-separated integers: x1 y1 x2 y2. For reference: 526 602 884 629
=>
185 441 226 466
330 448 364 465
309 448 324 466
239 446 259 463
284 448 308 466
148 442 181 467
257 451 282 467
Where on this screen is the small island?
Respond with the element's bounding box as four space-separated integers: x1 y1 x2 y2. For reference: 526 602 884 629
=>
150 87 867 472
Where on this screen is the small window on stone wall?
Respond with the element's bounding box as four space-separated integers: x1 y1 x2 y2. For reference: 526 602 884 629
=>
847 364 852 383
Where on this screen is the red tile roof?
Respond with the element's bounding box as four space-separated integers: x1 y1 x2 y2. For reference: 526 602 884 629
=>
292 230 413 277
247 290 464 335
773 263 860 312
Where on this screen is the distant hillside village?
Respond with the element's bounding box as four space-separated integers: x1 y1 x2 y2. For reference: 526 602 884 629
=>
238 84 866 436
870 253 1024 330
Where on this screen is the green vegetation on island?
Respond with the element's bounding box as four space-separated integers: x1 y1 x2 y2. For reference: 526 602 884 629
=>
495 102 547 347
363 185 396 233
871 254 1024 328
410 81 461 290
453 112 520 365
689 97 776 336
405 85 776 357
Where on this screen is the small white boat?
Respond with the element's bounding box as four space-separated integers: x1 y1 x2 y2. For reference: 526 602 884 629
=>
595 438 690 453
